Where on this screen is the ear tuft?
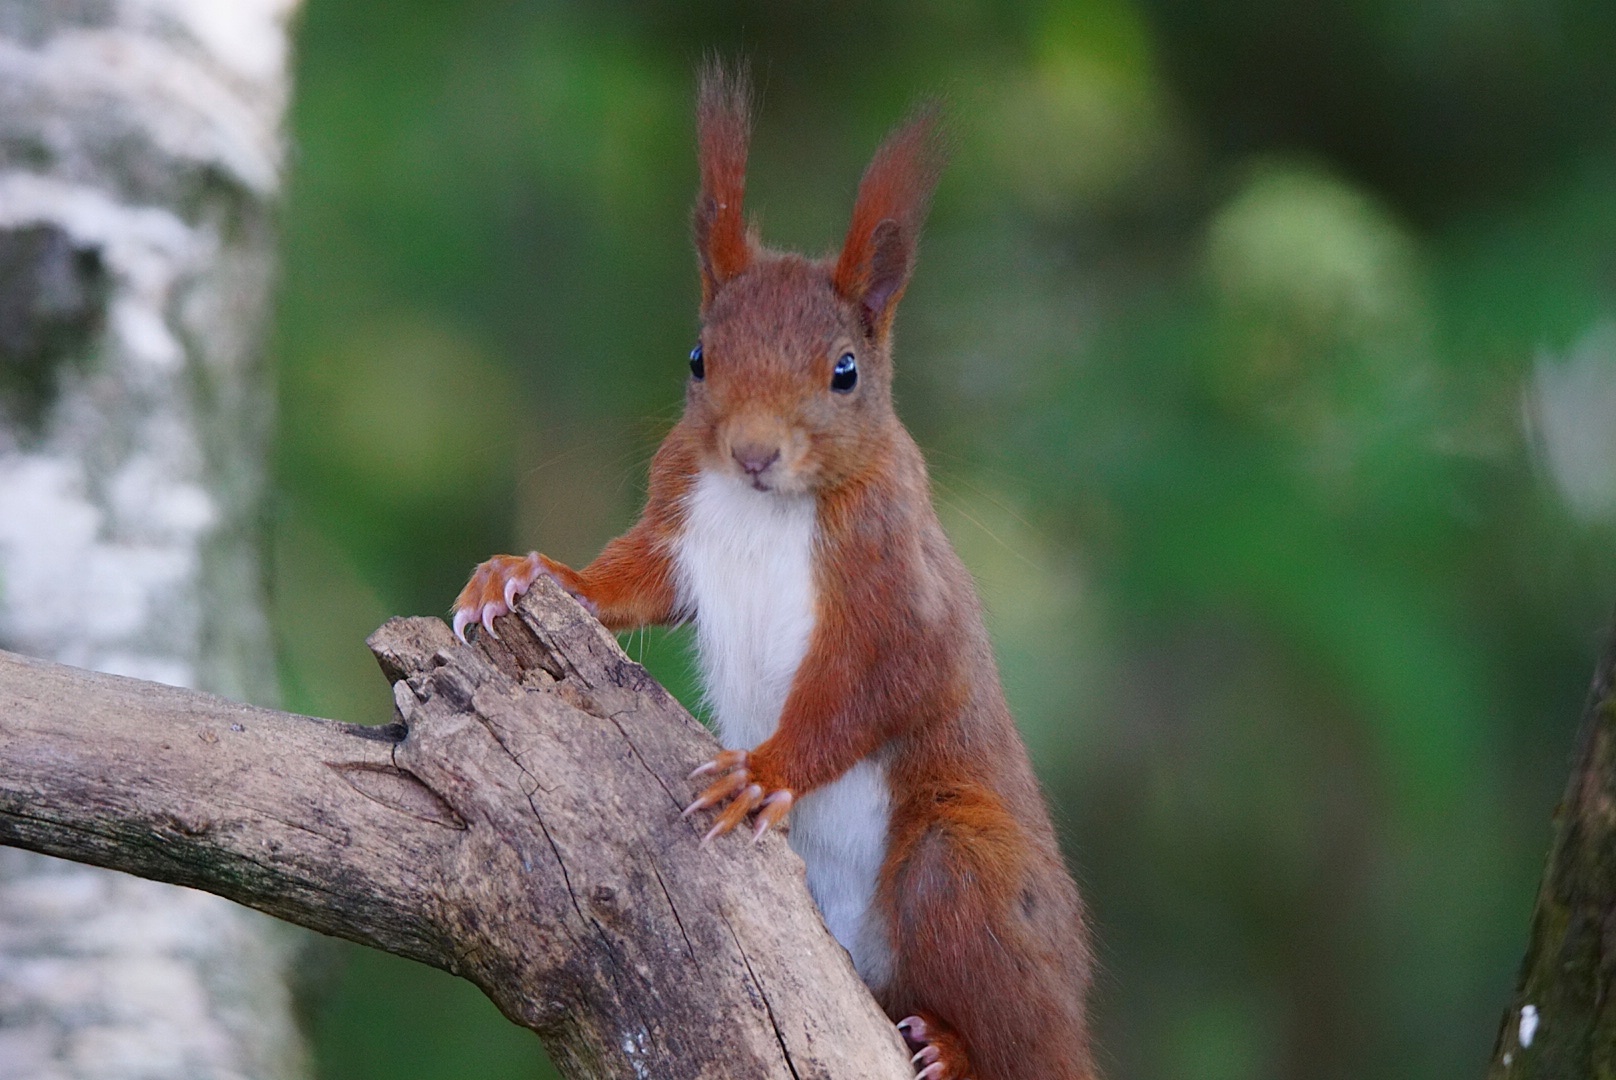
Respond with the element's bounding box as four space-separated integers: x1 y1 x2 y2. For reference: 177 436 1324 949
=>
833 102 948 338
693 58 755 307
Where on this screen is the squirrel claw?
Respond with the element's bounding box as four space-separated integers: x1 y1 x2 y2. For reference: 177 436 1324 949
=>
751 790 793 841
706 783 764 841
682 767 749 818
684 751 792 845
689 749 747 780
898 1015 971 1080
452 553 547 643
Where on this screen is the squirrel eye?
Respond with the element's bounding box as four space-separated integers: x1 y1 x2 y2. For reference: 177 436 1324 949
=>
689 343 704 380
831 352 857 393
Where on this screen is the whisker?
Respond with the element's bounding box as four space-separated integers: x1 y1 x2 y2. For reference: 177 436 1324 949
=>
932 484 1041 572
923 443 1038 492
932 466 1046 542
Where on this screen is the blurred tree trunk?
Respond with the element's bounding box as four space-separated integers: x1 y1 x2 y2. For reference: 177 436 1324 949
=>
1486 612 1616 1079
0 2 308 1077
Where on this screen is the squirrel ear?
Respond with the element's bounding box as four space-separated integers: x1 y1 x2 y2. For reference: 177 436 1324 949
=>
833 103 947 339
693 59 754 308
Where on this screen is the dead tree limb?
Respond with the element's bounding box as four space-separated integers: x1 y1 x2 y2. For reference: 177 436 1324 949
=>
0 576 912 1080
1487 612 1616 1078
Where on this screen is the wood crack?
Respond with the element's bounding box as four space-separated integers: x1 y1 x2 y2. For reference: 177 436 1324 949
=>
650 860 696 963
536 812 591 933
606 708 685 815
0 582 917 1079
724 912 802 1080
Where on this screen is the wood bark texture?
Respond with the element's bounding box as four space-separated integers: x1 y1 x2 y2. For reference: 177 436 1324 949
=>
0 576 916 1080
0 2 306 1077
1487 613 1616 1079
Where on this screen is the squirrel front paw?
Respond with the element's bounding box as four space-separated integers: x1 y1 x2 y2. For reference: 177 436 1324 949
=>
682 750 794 845
452 552 591 642
898 1015 974 1080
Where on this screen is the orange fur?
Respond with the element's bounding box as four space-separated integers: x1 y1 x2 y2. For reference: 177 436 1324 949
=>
454 63 1096 1080
833 103 947 337
693 59 754 307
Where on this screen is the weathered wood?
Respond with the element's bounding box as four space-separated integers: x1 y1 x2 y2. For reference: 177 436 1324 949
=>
0 576 913 1080
1487 613 1616 1079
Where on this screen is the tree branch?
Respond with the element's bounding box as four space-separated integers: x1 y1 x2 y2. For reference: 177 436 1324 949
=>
0 577 912 1080
1487 611 1616 1077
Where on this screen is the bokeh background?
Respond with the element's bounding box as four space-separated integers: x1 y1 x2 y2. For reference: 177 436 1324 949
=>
270 2 1616 1078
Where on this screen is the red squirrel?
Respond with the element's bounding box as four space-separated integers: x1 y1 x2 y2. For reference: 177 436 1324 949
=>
453 63 1096 1080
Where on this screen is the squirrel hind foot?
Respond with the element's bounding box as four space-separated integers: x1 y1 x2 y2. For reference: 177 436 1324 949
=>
898 1014 973 1080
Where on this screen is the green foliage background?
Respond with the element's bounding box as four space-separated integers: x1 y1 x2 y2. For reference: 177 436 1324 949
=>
272 2 1616 1077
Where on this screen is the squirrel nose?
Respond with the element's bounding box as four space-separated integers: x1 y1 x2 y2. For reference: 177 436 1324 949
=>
731 442 780 478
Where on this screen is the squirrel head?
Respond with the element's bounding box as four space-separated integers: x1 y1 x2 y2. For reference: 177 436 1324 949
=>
682 61 946 496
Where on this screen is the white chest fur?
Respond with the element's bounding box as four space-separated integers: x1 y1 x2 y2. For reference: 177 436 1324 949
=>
674 470 818 750
673 470 894 989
